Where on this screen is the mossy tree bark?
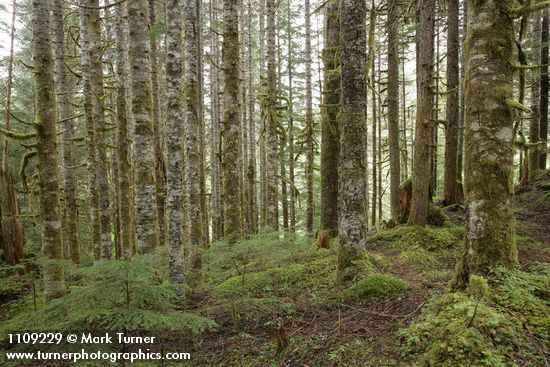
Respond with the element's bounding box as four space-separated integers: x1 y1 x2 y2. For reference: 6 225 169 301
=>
409 0 435 226
337 0 367 282
222 0 244 243
33 0 66 301
149 0 167 246
266 0 279 231
305 0 314 234
53 0 80 263
443 0 460 205
114 0 134 260
247 0 258 235
319 0 340 239
286 0 296 232
387 0 401 221
530 9 542 179
185 0 205 265
128 0 161 254
453 0 518 288
78 1 101 261
165 0 185 291
540 9 549 170
86 0 112 261
259 0 267 229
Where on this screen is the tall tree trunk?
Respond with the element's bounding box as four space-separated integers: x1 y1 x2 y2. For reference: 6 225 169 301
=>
247 0 258 235
530 10 542 179
387 0 401 221
33 0 66 302
54 0 80 263
458 0 467 181
185 0 205 265
149 0 167 246
128 0 161 254
259 0 268 228
540 9 549 170
305 0 314 234
266 0 279 230
337 0 368 282
319 0 340 239
452 0 518 287
222 0 244 242
86 0 112 261
115 1 134 259
371 56 377 227
409 0 435 226
165 0 185 292
286 0 296 232
210 0 223 240
79 1 101 261
443 0 460 205
401 44 409 182
1 0 24 265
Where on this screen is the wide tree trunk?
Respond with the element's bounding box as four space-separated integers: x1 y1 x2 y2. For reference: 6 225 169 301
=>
128 0 161 254
409 0 435 226
32 0 66 301
453 0 518 287
443 0 460 205
319 0 340 239
337 0 368 282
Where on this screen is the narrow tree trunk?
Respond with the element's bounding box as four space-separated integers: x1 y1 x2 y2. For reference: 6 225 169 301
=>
247 0 258 235
452 0 518 287
371 57 377 227
165 0 185 292
286 0 296 232
115 0 134 259
530 10 542 179
222 0 244 242
409 0 435 226
128 0 161 254
305 0 314 234
319 0 340 239
33 0 65 301
337 0 368 282
387 0 401 220
443 0 459 205
266 0 279 230
401 44 409 182
458 0 467 181
540 9 549 170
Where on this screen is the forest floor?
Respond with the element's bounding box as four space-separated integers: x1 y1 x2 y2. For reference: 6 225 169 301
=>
175 172 550 367
1 173 549 367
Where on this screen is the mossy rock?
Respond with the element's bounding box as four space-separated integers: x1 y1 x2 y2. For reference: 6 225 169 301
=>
343 274 408 301
427 205 449 227
370 225 461 252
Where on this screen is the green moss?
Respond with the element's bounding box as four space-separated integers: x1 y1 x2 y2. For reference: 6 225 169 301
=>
401 267 550 367
370 225 461 251
342 274 408 301
400 248 438 269
427 205 450 227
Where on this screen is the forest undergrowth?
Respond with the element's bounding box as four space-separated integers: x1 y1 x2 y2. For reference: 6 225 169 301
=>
1 174 550 367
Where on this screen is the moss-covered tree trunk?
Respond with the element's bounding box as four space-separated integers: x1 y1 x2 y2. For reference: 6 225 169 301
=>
530 10 542 179
86 0 112 261
286 0 296 232
222 0 244 243
33 0 66 302
247 0 258 235
319 0 340 239
453 0 518 287
165 0 185 290
387 0 401 221
259 0 267 229
53 0 80 263
540 9 549 170
305 0 314 234
128 0 161 254
266 0 279 231
114 1 134 260
149 0 167 246
443 0 460 205
79 1 101 261
337 0 367 282
210 0 223 240
185 0 205 265
409 0 434 226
